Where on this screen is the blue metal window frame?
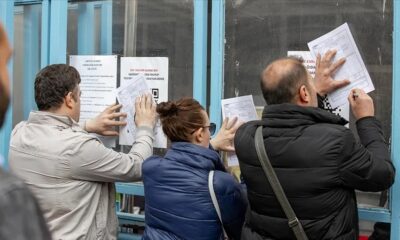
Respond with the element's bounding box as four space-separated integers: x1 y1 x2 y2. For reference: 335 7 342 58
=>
193 0 208 106
390 1 400 238
209 0 224 131
0 0 15 168
100 1 112 55
48 0 68 64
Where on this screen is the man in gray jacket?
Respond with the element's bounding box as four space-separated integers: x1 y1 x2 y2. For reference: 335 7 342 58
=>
9 64 156 240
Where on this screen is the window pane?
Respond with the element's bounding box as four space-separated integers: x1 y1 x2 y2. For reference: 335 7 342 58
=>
224 0 393 233
67 0 194 101
13 4 42 127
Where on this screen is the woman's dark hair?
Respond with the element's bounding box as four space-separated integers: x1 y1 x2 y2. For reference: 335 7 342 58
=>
157 97 206 142
34 64 81 110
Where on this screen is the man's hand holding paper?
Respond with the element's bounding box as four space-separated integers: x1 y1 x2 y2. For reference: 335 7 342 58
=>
85 103 127 136
308 23 375 108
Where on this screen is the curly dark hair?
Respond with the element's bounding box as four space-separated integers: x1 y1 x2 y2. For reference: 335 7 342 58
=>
34 64 81 110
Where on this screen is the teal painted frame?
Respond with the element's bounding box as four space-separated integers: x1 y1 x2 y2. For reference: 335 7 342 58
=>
100 1 112 55
48 0 67 64
390 1 400 239
193 0 208 106
209 0 225 131
0 0 15 168
78 2 95 55
40 0 49 68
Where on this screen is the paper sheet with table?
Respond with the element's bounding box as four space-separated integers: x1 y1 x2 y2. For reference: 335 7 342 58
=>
117 75 150 145
308 22 374 109
221 95 258 167
118 57 168 148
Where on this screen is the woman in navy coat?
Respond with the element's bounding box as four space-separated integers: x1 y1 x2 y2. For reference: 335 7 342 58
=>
142 97 247 240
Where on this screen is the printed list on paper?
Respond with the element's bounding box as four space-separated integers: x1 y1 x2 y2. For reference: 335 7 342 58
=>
69 55 118 148
308 23 374 108
221 95 258 167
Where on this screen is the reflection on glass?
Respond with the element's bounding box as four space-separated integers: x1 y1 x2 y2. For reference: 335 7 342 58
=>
13 5 42 127
225 1 392 139
68 0 194 101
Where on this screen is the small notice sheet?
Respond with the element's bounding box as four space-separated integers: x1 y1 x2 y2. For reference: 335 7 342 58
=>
69 55 117 147
119 57 169 148
308 23 374 108
221 95 258 166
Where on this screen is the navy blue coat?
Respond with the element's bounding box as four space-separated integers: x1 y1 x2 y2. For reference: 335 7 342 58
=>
142 142 247 240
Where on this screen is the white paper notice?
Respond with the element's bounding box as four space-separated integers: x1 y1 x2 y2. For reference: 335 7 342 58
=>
287 51 349 122
221 95 258 166
308 23 374 108
120 57 168 148
70 55 117 147
117 75 151 146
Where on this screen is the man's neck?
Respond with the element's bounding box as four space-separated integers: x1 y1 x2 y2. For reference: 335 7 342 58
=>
42 106 73 120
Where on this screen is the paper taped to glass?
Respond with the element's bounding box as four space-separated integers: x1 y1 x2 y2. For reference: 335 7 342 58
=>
308 22 374 108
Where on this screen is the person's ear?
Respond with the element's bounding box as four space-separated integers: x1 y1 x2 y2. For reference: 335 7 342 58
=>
64 92 75 109
298 85 310 104
192 127 205 144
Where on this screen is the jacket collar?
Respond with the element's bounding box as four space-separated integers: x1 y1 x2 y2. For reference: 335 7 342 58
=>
262 103 348 127
27 111 82 131
166 142 225 171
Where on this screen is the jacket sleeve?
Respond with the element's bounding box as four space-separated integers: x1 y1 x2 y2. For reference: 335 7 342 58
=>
338 117 395 191
214 171 247 240
68 126 154 182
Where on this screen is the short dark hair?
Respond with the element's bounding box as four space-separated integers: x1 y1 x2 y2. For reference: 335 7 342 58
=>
157 97 206 142
260 57 309 105
34 64 81 110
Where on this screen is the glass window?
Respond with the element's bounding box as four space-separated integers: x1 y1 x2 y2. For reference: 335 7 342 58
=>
67 0 194 100
13 4 42 126
224 0 393 234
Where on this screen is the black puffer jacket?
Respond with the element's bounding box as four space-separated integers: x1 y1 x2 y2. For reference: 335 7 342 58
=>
235 103 395 240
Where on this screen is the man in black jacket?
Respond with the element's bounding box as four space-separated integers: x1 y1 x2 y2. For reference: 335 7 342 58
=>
235 51 395 240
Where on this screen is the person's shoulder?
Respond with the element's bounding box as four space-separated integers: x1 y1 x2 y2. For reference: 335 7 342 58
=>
11 121 27 134
235 120 262 139
142 155 164 173
307 122 354 149
311 122 349 136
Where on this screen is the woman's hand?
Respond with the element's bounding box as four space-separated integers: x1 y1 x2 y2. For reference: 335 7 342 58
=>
210 117 243 152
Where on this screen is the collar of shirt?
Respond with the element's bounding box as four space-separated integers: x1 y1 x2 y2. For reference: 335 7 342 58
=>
27 111 82 132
